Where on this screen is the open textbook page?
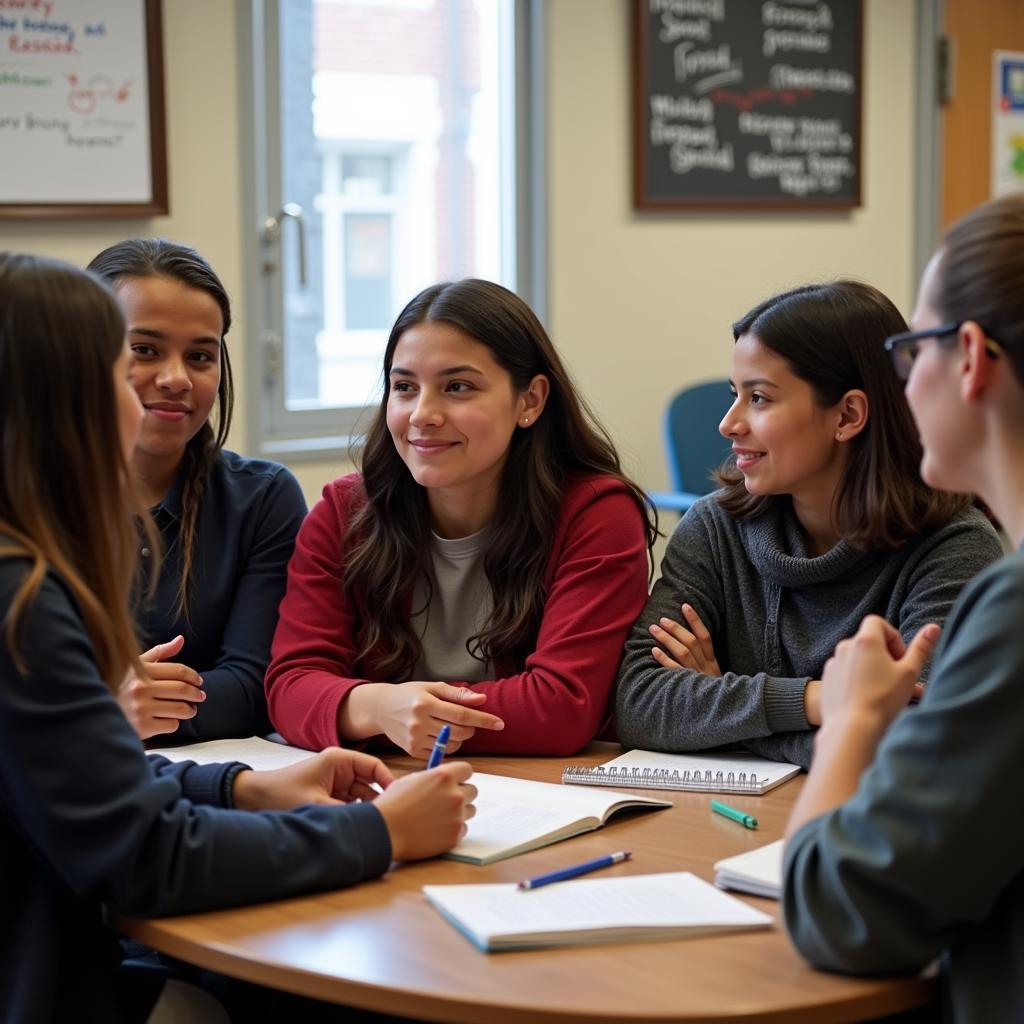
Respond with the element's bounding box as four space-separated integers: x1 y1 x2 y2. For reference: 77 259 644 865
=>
448 773 670 865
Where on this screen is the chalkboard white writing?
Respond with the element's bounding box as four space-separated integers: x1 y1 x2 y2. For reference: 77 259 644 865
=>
634 0 862 209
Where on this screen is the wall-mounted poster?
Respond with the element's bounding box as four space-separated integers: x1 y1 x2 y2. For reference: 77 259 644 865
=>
992 51 1024 200
0 0 166 218
633 0 862 210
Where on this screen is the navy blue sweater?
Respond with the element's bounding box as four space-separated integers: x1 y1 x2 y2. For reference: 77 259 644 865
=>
134 450 307 741
0 551 391 1023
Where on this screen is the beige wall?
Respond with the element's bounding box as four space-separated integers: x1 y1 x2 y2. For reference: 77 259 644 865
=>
2 0 919 506
547 0 918 493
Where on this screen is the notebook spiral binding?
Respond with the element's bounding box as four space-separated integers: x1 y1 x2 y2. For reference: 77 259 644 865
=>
561 765 764 793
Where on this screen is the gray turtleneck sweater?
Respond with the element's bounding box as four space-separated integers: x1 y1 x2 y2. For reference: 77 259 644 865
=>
614 495 1002 768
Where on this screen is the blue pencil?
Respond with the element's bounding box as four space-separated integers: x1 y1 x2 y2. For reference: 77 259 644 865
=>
517 851 632 891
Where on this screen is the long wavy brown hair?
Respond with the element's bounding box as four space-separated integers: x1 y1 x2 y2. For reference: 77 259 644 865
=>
87 239 234 621
716 280 970 549
0 254 155 686
345 279 657 679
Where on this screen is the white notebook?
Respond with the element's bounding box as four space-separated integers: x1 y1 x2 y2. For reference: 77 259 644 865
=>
447 773 670 865
563 749 801 796
713 839 784 900
148 736 317 772
424 871 774 951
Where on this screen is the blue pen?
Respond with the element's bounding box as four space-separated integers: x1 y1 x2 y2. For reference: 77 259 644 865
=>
426 724 451 769
517 851 631 891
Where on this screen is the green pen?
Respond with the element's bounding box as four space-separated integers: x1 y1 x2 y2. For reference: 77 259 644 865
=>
710 799 758 830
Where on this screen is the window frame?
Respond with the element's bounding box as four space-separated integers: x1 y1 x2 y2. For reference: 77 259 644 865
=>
238 0 546 461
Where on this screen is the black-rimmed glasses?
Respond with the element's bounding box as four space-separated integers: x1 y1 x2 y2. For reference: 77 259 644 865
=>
883 322 1003 380
883 323 961 380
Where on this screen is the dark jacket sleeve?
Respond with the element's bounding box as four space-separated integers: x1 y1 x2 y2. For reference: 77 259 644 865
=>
784 558 1024 974
0 563 391 918
174 467 307 740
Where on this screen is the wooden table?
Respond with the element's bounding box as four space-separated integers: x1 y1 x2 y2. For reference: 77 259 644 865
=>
119 746 936 1023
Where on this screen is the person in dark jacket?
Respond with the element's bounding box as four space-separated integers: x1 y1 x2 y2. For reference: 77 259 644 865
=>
0 252 476 1023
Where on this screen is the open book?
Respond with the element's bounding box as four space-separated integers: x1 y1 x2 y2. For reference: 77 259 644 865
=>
713 839 784 899
148 736 317 772
448 773 670 865
424 871 773 951
563 749 801 796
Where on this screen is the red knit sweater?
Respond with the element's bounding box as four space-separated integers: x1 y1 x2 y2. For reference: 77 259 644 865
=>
265 473 649 755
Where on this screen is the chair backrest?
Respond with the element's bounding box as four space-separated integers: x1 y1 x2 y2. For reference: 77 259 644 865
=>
663 379 734 496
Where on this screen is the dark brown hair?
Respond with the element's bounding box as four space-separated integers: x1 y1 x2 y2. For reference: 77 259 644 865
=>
345 278 657 678
933 192 1024 384
87 238 234 620
716 280 969 549
0 254 155 685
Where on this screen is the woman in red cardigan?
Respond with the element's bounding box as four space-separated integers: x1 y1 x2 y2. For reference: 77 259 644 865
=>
267 279 656 758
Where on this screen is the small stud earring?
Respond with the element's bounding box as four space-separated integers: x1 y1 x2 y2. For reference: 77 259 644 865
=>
523 417 530 425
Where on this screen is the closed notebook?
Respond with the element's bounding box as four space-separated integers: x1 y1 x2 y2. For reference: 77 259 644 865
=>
713 839 784 900
423 871 773 951
563 749 801 796
447 773 670 865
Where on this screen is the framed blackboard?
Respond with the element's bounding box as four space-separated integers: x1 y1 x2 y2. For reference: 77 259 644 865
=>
633 0 862 210
0 0 166 219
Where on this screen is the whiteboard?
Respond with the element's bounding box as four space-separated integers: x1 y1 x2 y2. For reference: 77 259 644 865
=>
0 0 166 215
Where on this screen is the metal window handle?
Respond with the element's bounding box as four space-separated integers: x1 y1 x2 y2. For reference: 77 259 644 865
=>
263 202 307 287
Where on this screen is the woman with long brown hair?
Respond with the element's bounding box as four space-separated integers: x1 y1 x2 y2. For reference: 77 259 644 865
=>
0 253 475 1022
783 193 1024 1022
87 239 307 742
615 279 1002 768
266 278 656 758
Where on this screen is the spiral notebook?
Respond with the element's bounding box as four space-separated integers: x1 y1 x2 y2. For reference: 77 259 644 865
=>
562 749 801 796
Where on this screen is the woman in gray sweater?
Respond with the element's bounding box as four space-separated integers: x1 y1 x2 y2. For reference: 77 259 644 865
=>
783 192 1024 1023
615 279 1002 768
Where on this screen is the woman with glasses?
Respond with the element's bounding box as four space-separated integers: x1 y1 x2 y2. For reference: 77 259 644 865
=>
783 194 1024 1022
616 279 1001 768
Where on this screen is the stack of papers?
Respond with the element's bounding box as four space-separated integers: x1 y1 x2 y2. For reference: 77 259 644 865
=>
713 839 784 899
148 736 317 771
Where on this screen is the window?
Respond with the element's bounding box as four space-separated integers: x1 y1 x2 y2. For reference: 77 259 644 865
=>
241 0 543 456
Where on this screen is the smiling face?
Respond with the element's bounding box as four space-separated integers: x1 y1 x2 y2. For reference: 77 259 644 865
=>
386 320 537 535
116 275 223 465
721 333 848 513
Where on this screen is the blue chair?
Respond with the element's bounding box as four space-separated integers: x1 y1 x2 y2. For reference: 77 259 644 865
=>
647 379 734 515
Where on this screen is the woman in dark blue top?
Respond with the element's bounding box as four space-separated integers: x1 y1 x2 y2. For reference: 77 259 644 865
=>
88 239 307 742
0 252 475 1023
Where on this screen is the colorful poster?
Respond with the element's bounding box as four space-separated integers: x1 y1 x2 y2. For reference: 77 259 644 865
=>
992 51 1024 199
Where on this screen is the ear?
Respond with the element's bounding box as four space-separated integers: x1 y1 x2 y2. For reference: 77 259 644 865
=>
833 388 869 443
518 374 550 427
958 321 996 403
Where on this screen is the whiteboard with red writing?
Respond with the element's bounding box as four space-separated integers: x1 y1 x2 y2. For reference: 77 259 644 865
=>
0 0 166 217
